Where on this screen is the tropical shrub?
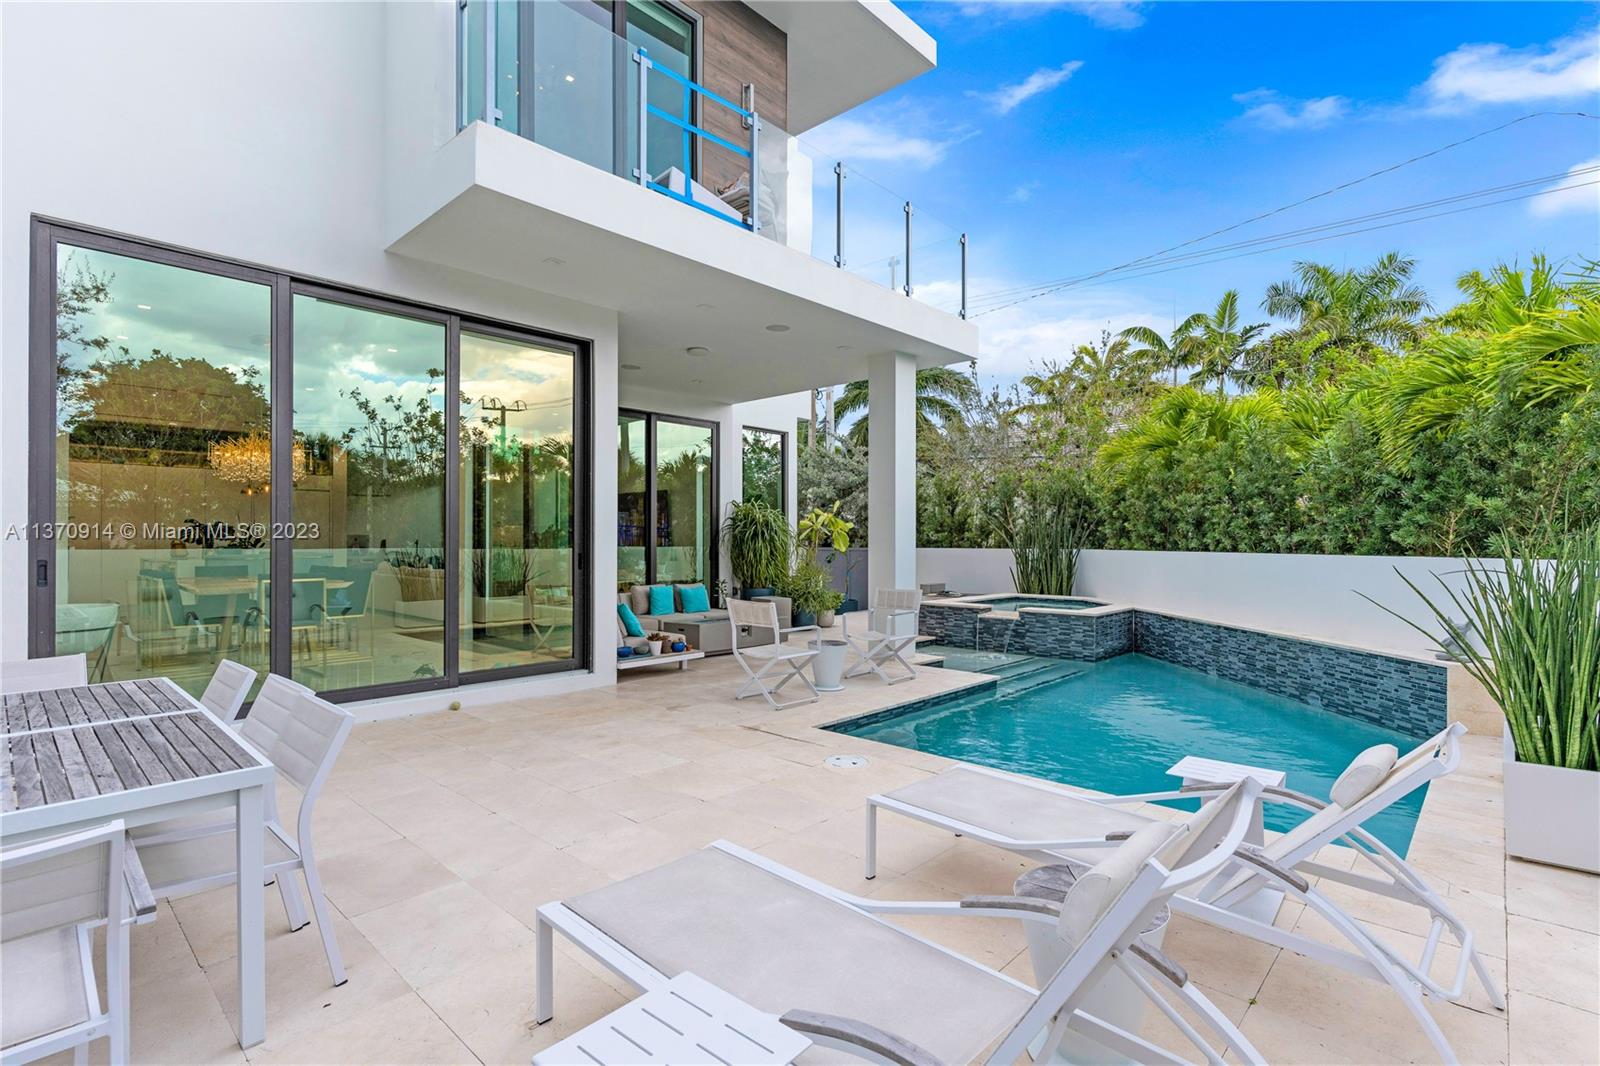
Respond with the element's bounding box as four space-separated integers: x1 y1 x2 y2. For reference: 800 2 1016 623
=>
722 499 791 591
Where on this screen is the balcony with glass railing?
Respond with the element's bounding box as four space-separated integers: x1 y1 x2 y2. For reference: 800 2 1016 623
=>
457 0 970 319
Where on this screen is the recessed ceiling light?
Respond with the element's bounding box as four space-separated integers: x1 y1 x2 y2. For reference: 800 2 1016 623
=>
564 74 575 83
686 346 709 357
386 347 398 353
115 335 128 341
621 363 642 371
765 323 790 332
136 304 152 310
696 303 714 310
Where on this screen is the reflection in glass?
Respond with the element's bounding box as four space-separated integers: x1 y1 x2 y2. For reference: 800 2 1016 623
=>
52 245 272 698
655 419 713 585
291 295 446 691
617 415 648 591
460 332 576 672
741 428 784 511
626 0 695 181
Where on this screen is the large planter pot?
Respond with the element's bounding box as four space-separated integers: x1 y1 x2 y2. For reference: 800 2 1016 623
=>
1503 726 1600 873
472 594 530 625
792 609 817 628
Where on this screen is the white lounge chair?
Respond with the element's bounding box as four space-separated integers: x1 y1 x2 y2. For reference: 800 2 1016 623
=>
727 598 819 710
865 723 1496 1064
0 654 88 695
200 658 257 722
535 780 1268 1066
1 819 154 1064
126 674 354 987
843 588 922 685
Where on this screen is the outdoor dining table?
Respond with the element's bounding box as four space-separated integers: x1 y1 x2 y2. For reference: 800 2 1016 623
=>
0 677 276 1049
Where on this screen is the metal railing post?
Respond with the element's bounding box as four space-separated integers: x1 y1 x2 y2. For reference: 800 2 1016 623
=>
834 162 846 267
903 201 913 297
484 0 500 126
960 233 968 319
748 110 761 233
632 47 650 185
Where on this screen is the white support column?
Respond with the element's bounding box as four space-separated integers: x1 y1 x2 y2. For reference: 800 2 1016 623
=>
867 351 916 603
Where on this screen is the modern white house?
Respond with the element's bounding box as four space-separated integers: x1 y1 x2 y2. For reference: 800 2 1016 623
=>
0 0 978 715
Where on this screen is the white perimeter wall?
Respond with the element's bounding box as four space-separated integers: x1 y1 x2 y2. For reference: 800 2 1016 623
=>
0 1 622 709
918 548 1479 657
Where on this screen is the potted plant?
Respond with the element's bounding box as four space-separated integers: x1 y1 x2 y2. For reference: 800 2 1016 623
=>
796 502 853 625
722 499 791 597
776 562 835 629
1382 521 1600 872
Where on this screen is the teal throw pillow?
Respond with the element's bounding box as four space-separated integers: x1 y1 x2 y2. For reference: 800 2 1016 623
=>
617 602 645 638
678 584 710 613
647 584 675 616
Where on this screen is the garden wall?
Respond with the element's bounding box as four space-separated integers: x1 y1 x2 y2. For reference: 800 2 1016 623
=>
917 547 1485 657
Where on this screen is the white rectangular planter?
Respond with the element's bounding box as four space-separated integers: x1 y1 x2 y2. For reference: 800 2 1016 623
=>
1503 727 1600 873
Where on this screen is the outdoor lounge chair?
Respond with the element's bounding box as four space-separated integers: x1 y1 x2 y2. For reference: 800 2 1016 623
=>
536 779 1268 1066
842 587 922 685
727 598 819 710
864 723 1496 1064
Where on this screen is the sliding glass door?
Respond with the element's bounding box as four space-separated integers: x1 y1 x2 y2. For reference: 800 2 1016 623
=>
614 409 716 591
30 222 589 701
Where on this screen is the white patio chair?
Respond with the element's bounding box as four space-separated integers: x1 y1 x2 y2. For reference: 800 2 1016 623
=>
0 654 88 695
535 780 1268 1066
1 819 154 1064
842 587 922 685
727 598 819 710
126 673 354 987
864 723 1493 1063
200 658 257 722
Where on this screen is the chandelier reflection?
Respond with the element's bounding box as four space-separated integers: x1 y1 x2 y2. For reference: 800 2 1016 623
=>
208 433 308 494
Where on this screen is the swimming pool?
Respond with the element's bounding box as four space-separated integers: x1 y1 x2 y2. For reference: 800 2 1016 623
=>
831 649 1426 855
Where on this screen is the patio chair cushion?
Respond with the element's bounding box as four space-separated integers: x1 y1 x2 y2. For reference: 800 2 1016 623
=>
565 848 1033 1065
883 767 1153 847
676 583 710 613
1330 743 1398 808
0 926 92 1048
1058 820 1176 948
648 585 675 616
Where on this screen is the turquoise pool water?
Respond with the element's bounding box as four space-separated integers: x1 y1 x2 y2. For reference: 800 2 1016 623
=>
832 649 1426 855
967 597 1102 612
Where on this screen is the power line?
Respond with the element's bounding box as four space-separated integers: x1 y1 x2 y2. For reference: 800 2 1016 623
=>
963 166 1599 314
967 110 1600 312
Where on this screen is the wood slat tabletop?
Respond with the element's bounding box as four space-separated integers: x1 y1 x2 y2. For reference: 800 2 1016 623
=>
1 680 258 814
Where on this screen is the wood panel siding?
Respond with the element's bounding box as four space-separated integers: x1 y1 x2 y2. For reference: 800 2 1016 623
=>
681 1 787 196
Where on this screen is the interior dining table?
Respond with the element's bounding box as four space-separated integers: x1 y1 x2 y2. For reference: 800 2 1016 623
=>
1 676 277 1049
175 574 352 654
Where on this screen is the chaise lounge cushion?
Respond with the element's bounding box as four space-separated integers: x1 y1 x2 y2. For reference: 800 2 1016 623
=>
1059 820 1177 948
883 767 1153 847
1330 743 1399 808
565 847 1033 1065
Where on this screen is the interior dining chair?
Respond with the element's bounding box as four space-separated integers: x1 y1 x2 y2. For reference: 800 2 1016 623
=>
0 820 146 1065
0 653 88 696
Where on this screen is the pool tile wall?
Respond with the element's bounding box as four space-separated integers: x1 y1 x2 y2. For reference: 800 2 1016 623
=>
918 600 1447 739
1134 612 1446 740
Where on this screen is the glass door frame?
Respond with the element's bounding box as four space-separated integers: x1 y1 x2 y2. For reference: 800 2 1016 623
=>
617 407 718 590
27 217 592 701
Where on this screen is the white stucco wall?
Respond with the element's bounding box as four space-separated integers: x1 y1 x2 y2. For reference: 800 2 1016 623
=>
917 548 1478 657
0 1 622 708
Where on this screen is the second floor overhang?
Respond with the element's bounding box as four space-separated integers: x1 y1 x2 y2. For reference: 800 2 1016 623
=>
387 121 979 403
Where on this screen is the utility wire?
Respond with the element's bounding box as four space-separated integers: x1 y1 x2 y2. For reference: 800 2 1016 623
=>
967 110 1600 313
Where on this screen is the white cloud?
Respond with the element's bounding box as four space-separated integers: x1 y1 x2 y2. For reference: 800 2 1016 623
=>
971 61 1084 115
952 280 1171 378
1233 89 1350 130
1009 181 1041 203
1422 31 1600 110
952 1 1145 30
803 115 970 170
1530 156 1600 219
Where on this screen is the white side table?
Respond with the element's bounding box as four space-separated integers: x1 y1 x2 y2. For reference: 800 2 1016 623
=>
533 973 811 1066
1167 755 1288 925
808 638 849 692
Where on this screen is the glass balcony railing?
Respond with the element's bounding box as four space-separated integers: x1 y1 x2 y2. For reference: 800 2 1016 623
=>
458 0 969 318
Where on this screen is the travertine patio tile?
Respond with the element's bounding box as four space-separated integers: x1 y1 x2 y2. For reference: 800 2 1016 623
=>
572 777 702 822
1507 913 1600 1014
356 781 496 839
129 949 250 1064
562 820 706 881
352 881 533 989
900 837 1034 895
324 759 435 806
496 787 637 848
703 782 841 833
1506 858 1600 934
628 759 759 801
245 991 474 1064
1508 991 1600 1065
408 811 546 880
469 846 614 931
169 882 323 970
864 874 1029 971
1159 913 1281 1002
757 833 896 891
637 800 786 850
317 838 460 918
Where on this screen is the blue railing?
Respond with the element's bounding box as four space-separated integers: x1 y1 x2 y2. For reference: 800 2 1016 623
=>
634 48 758 232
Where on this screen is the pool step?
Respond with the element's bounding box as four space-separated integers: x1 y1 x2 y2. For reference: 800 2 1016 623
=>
996 661 1085 697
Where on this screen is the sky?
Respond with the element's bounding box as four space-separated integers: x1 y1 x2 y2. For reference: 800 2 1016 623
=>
803 0 1600 391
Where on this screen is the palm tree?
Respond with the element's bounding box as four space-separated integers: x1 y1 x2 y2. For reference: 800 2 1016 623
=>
1184 291 1268 395
834 365 978 447
1263 252 1430 354
1120 315 1206 385
1098 386 1286 469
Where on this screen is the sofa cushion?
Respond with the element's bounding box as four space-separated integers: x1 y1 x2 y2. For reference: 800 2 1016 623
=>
617 602 646 639
647 585 675 616
677 583 710 613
